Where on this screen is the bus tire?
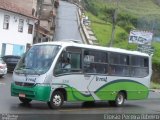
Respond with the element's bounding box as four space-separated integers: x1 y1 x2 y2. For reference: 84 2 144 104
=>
19 97 32 104
109 92 125 107
48 91 64 109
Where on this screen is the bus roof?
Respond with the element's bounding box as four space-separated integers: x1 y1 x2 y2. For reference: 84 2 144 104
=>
34 41 149 57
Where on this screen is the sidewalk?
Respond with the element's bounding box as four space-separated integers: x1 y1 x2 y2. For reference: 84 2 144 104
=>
150 89 160 93
77 7 99 45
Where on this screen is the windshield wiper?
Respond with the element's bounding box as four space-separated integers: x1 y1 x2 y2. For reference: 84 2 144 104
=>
24 67 41 76
16 66 41 76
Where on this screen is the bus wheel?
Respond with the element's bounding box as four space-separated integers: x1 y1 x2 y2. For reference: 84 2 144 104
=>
109 92 125 107
19 97 32 104
48 91 64 109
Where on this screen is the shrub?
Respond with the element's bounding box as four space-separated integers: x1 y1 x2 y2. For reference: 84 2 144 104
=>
117 32 128 41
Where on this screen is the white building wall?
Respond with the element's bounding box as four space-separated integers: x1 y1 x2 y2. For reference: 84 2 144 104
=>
0 9 35 56
32 0 37 11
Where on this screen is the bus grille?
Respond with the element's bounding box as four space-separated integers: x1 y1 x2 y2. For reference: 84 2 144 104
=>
15 82 35 87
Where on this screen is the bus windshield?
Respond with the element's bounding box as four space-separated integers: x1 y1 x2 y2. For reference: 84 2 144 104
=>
15 45 61 75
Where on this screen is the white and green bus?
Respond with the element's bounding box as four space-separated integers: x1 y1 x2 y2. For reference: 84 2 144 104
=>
11 41 152 109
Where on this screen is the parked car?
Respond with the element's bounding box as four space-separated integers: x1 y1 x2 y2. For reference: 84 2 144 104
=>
2 55 21 72
0 58 7 77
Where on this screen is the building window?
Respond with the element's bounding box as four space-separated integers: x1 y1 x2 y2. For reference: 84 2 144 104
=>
32 8 35 16
28 24 33 34
3 15 10 29
18 19 24 32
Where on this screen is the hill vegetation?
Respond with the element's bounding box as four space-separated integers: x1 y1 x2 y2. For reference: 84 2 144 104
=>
82 0 160 83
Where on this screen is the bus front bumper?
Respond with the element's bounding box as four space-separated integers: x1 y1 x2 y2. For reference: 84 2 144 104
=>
11 82 51 102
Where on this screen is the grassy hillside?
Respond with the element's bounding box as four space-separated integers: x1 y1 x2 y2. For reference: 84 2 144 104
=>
82 0 160 83
84 0 160 17
83 0 160 32
110 0 160 16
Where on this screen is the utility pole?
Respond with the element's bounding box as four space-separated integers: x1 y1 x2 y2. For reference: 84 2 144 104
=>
78 0 81 6
36 0 44 43
109 0 119 47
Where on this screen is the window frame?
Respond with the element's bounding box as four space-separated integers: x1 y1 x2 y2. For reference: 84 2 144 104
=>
53 46 149 78
3 15 10 30
18 19 24 32
130 55 149 78
108 52 149 78
82 48 108 75
28 24 33 34
54 46 82 76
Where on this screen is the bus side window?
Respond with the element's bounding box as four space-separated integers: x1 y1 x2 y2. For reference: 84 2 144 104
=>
54 47 82 75
86 63 97 73
108 65 115 75
130 56 149 78
54 57 63 75
54 51 71 75
70 53 81 72
83 49 108 75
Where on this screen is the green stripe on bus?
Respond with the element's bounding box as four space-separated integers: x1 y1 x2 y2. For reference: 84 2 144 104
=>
11 83 51 102
50 80 149 101
64 80 148 101
65 87 94 101
95 80 149 100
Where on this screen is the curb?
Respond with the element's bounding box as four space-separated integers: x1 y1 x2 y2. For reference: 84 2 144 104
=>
68 1 99 45
0 82 5 85
76 8 88 44
149 89 160 93
77 9 98 45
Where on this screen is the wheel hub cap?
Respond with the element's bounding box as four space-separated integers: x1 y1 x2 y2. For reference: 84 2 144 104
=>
53 95 61 106
117 95 123 105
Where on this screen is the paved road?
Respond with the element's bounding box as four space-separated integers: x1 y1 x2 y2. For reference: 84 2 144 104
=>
53 1 82 42
0 73 160 120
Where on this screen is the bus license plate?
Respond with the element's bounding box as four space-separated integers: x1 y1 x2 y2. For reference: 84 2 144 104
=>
19 93 25 98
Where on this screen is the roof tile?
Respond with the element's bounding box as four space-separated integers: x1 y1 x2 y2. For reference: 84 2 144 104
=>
0 0 36 19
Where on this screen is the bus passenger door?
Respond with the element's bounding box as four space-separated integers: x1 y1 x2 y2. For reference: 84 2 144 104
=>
84 73 100 100
87 75 108 101
83 49 108 101
84 63 108 101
